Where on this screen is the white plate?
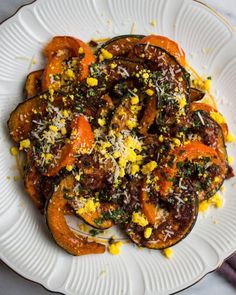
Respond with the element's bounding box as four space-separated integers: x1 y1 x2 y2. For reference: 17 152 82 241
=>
1 0 236 294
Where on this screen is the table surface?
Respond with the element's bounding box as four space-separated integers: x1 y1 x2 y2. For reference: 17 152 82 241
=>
0 0 236 294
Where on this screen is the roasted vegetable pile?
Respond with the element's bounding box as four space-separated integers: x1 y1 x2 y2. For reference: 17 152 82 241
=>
8 34 233 255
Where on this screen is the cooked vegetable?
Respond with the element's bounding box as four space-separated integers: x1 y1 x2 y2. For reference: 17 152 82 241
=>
44 36 95 80
8 34 233 256
77 203 114 229
7 93 63 142
24 165 44 210
189 88 205 102
190 102 228 140
88 58 144 95
139 180 157 225
127 193 198 249
8 95 46 142
158 141 227 201
110 98 133 132
137 34 186 66
97 34 144 58
41 50 70 91
139 96 157 134
189 110 228 162
72 199 115 230
45 115 94 176
24 70 43 99
46 175 105 255
133 43 190 125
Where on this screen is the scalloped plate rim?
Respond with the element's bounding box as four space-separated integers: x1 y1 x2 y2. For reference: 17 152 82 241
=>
0 0 236 294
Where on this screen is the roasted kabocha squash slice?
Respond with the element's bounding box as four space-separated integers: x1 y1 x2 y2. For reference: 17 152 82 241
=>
7 92 64 142
137 34 186 66
46 175 105 255
97 34 145 59
126 197 198 249
24 164 45 210
69 196 115 230
8 94 47 142
139 96 157 135
189 110 228 163
190 102 229 141
41 50 71 91
62 164 115 230
133 43 190 126
24 69 44 99
42 36 95 91
44 115 94 177
126 176 198 249
158 141 227 201
87 58 144 94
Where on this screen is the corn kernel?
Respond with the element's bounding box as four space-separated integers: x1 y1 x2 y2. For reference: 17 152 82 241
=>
66 165 73 171
110 63 117 69
75 174 81 181
173 138 181 146
77 199 99 215
101 48 113 59
19 139 30 150
87 77 98 87
132 212 148 227
49 125 58 132
101 142 112 149
49 87 54 97
136 155 143 162
63 110 69 118
131 96 139 105
131 164 140 176
126 120 137 130
45 153 53 161
126 149 137 162
150 20 157 27
142 72 149 79
65 69 75 79
78 47 84 54
199 200 209 212
227 132 236 143
99 54 104 62
119 168 125 178
159 135 164 142
209 194 223 208
108 241 123 255
145 89 154 96
98 118 106 127
178 96 187 109
213 176 221 183
119 157 127 168
144 227 153 239
10 146 18 156
141 161 157 175
61 127 67 135
163 248 173 259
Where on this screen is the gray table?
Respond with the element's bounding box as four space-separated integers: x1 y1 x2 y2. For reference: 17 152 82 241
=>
0 0 236 294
